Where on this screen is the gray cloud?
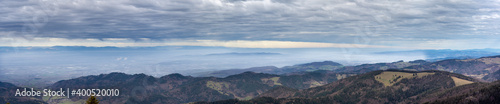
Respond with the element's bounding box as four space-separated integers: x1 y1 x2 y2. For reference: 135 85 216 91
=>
0 0 499 46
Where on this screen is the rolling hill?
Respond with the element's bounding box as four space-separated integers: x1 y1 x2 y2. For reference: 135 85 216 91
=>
197 70 482 104
196 61 344 77
404 55 500 81
3 54 500 104
196 55 500 82
423 80 500 104
47 71 353 103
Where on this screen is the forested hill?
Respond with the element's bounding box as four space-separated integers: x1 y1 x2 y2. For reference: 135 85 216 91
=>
47 71 353 103
197 70 483 104
0 81 47 104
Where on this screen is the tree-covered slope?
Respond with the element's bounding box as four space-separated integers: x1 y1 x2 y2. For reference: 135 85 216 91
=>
198 70 481 104
48 70 351 104
0 81 47 104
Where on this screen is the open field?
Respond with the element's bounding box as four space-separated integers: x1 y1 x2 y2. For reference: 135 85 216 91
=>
261 77 282 86
451 76 474 86
375 71 435 86
206 81 230 95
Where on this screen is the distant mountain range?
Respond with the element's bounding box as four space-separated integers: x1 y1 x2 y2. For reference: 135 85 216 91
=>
375 49 500 62
404 55 500 81
196 59 428 77
198 55 500 82
195 61 344 77
4 46 499 61
205 52 282 56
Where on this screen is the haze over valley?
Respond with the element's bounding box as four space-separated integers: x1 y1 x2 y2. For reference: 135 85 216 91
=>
2 46 500 87
0 46 428 86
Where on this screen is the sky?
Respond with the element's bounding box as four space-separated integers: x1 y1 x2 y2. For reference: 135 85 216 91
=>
0 0 500 49
2 0 500 84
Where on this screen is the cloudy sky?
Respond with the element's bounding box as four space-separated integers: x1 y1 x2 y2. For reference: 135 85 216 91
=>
1 0 499 49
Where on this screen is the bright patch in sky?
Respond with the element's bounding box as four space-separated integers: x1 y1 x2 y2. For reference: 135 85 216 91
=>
1 37 413 49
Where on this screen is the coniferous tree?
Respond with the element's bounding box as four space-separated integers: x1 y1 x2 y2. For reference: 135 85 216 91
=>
86 95 99 104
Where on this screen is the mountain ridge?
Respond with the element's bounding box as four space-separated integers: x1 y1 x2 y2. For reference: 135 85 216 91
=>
47 69 351 103
3 54 500 103
198 70 481 104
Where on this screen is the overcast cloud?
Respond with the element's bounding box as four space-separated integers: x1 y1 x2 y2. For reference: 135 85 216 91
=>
0 0 499 49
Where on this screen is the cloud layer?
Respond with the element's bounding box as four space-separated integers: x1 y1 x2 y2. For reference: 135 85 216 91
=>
0 0 499 49
1 37 409 49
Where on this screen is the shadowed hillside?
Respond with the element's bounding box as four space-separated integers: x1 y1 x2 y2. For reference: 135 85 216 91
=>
48 70 351 103
197 70 481 104
0 81 47 104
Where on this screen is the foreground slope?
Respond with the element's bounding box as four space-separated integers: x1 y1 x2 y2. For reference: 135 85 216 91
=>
198 70 479 104
291 70 477 103
0 81 47 104
423 80 500 104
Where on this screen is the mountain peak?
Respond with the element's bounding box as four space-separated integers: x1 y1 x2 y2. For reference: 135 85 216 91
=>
161 73 191 79
297 61 343 67
206 52 282 56
481 55 500 58
242 71 256 74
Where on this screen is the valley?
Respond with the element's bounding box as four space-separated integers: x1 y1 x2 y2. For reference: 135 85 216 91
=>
2 55 500 104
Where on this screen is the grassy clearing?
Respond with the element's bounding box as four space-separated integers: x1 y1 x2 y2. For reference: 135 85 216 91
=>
336 74 347 80
43 96 85 104
206 81 230 95
43 96 50 101
451 76 474 86
206 81 255 100
59 99 85 104
235 96 254 100
478 58 500 64
309 81 323 88
261 77 282 86
375 71 435 86
43 96 67 101
270 77 282 85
